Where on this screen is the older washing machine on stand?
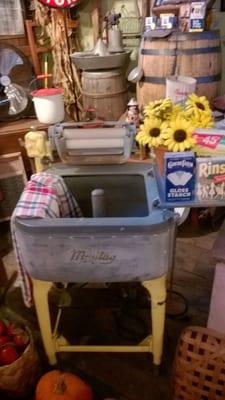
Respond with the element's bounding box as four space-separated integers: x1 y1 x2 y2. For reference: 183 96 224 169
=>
15 121 176 372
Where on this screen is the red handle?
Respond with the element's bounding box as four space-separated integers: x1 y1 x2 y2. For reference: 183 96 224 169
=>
36 74 53 80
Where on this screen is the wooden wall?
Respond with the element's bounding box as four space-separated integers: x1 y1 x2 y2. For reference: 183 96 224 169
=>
0 35 31 58
0 0 31 57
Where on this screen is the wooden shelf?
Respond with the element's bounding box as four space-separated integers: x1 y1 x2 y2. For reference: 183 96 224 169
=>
0 118 47 136
152 4 181 15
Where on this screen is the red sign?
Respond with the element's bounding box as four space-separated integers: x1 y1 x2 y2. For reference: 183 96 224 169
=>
214 174 225 184
193 133 222 150
38 0 80 8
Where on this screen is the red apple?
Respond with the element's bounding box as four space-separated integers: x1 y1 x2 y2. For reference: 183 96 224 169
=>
0 321 6 336
0 345 19 365
6 322 17 337
0 336 9 347
13 330 29 350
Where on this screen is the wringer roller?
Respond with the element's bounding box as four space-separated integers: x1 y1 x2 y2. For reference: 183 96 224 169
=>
15 121 176 371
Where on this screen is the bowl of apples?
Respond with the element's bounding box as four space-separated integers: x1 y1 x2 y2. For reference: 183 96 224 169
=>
0 319 40 397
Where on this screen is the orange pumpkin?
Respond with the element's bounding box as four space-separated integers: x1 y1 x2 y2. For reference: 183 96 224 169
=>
35 370 93 400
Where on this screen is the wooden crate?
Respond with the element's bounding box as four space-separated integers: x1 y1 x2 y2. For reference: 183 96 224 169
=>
0 152 27 222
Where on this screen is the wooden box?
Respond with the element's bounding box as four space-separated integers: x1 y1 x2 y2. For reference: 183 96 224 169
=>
0 152 27 221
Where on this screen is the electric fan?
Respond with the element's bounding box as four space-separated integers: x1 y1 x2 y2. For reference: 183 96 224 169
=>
0 44 34 122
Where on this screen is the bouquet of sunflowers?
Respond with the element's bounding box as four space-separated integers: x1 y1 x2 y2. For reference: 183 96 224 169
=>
136 94 214 152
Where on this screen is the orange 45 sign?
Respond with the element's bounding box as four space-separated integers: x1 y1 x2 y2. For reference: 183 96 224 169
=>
38 0 80 7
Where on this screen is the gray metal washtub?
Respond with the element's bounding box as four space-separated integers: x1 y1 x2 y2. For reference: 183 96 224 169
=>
15 162 175 283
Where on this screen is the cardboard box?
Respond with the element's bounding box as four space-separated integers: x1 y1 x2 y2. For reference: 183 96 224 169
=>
189 1 206 32
164 152 195 202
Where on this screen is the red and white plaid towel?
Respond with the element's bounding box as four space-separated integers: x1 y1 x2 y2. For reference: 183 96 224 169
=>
11 173 82 307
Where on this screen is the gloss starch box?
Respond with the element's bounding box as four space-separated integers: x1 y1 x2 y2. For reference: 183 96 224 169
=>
164 151 196 202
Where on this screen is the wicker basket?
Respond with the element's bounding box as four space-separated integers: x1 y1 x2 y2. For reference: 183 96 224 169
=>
119 17 143 35
0 328 40 398
172 326 225 400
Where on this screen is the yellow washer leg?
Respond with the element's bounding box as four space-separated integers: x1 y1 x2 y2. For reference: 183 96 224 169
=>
142 274 167 366
32 278 57 365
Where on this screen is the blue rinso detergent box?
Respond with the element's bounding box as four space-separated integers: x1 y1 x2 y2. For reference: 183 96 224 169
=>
164 152 195 202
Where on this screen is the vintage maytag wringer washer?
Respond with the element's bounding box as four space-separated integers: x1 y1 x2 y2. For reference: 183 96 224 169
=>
15 121 176 370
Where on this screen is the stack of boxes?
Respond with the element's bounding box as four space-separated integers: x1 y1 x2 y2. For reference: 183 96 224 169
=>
145 0 207 33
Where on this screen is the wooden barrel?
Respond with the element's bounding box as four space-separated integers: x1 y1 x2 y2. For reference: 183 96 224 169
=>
82 69 128 120
137 31 221 106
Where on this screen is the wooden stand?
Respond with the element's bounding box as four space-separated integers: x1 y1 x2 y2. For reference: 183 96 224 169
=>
33 274 167 368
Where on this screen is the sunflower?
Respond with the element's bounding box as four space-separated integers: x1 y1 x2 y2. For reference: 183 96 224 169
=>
185 94 211 115
144 98 173 119
136 117 165 148
166 103 183 120
161 117 196 152
190 113 214 129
